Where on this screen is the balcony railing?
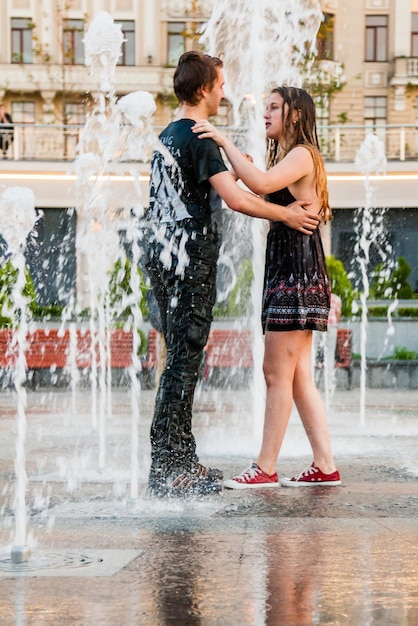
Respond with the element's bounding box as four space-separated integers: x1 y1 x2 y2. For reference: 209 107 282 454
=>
2 122 418 163
391 56 418 81
319 124 418 162
1 123 82 161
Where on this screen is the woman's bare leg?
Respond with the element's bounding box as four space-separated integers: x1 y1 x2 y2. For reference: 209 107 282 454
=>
292 331 337 474
256 330 307 475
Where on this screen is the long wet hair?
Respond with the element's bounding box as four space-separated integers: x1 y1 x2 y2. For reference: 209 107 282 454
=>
266 86 331 222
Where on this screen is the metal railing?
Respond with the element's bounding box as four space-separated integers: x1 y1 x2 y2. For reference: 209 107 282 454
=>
317 124 418 162
1 122 418 163
0 123 82 161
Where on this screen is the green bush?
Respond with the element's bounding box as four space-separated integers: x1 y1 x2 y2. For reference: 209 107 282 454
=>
30 303 65 319
0 259 36 328
107 257 149 320
366 306 388 318
0 256 151 355
364 306 418 319
107 257 150 354
397 307 418 317
325 255 356 317
370 257 414 299
391 346 418 360
353 348 418 361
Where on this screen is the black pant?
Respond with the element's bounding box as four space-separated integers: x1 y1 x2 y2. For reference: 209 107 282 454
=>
145 221 219 480
0 132 13 155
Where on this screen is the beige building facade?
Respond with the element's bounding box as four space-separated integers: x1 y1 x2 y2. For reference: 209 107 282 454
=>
0 0 417 131
328 0 418 136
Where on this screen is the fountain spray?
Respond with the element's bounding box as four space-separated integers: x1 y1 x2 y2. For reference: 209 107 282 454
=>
78 12 159 493
200 0 323 438
0 186 37 563
354 134 387 425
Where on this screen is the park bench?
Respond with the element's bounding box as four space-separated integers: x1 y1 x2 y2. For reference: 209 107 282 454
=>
203 327 353 389
0 327 158 387
0 326 353 389
202 328 253 384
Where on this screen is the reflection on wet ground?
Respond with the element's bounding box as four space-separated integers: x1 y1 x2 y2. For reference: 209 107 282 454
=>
0 387 418 625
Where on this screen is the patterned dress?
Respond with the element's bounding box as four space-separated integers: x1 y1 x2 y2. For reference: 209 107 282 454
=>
262 187 330 332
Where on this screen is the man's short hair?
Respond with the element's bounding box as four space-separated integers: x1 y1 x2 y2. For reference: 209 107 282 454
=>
173 51 223 106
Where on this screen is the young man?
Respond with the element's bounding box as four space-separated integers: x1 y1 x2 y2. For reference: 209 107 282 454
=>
145 51 319 497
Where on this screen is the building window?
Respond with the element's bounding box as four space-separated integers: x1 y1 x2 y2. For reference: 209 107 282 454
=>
63 102 86 125
117 20 135 66
365 15 388 62
364 96 387 127
63 19 84 65
167 22 186 67
364 95 387 147
11 17 33 63
317 13 334 60
11 101 35 123
412 13 418 57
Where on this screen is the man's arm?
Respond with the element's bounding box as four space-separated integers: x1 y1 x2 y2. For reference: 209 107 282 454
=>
209 170 319 235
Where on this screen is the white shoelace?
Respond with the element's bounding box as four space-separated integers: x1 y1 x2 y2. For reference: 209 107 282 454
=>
294 465 318 481
237 464 260 481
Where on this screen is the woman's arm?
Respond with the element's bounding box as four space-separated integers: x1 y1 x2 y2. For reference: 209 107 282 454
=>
193 120 265 191
209 170 320 233
192 120 313 195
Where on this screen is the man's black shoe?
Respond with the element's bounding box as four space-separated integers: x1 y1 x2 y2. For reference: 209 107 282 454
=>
147 469 222 498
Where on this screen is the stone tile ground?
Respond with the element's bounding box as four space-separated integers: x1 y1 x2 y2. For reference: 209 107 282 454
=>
0 387 417 625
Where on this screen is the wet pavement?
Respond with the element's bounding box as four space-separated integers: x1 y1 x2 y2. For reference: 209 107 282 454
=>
0 385 418 625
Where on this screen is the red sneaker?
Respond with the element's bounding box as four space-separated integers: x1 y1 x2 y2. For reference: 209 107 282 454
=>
223 463 279 490
280 463 341 487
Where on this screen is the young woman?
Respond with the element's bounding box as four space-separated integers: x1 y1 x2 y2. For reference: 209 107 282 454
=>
193 86 341 488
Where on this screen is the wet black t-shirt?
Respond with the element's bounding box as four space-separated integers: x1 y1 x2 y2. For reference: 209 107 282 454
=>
148 119 227 225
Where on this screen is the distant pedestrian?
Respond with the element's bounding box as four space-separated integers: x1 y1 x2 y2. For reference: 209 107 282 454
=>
0 104 14 158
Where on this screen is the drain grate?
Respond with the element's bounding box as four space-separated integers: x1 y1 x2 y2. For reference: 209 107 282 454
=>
0 549 141 577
